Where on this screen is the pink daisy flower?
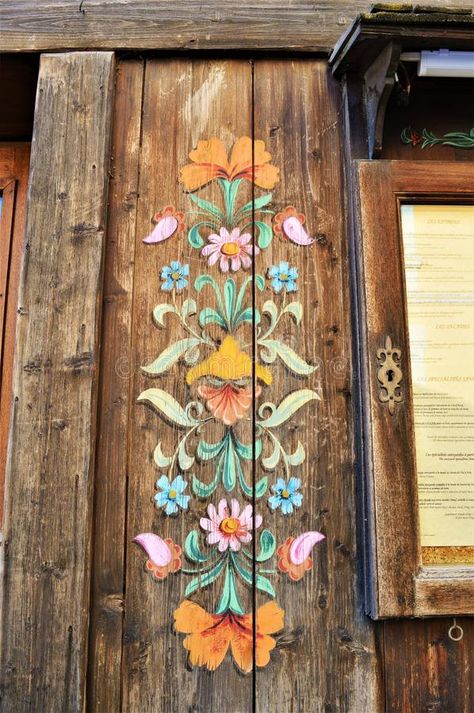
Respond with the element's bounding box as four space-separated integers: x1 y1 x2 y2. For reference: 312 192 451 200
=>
200 498 263 552
201 227 259 272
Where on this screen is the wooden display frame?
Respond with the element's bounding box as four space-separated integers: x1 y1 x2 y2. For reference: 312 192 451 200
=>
355 160 474 619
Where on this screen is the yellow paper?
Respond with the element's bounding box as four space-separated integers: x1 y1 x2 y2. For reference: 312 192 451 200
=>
401 204 474 548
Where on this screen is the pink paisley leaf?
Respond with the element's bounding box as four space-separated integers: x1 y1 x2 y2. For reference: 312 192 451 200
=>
289 531 325 565
133 533 172 566
143 216 179 244
282 216 314 246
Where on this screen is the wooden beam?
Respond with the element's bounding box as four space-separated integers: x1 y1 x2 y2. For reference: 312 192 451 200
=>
0 51 114 712
0 0 471 53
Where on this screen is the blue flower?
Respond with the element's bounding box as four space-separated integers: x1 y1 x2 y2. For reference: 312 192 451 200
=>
161 261 189 291
268 261 298 293
268 477 302 515
154 474 190 515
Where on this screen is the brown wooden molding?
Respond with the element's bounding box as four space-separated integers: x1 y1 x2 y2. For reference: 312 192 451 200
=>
0 52 115 712
0 0 471 53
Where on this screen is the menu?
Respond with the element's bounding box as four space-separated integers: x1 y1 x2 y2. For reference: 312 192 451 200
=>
401 204 474 559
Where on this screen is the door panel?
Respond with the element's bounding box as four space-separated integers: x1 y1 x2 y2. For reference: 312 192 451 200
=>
90 57 380 713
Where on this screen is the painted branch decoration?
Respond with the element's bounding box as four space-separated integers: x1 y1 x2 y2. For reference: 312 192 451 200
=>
401 126 474 150
134 136 325 674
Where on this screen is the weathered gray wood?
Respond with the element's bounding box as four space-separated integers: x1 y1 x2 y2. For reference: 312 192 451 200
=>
0 0 470 53
0 51 114 712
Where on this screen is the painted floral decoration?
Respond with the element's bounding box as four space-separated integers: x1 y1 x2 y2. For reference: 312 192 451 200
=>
200 498 262 552
268 477 303 515
154 475 190 515
268 261 298 293
144 205 185 244
174 600 284 673
201 227 258 272
161 261 189 292
134 135 326 673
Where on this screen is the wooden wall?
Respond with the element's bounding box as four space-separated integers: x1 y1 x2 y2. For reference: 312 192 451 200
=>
0 37 472 713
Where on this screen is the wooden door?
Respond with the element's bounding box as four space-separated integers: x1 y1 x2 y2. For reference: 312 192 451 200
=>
88 58 380 712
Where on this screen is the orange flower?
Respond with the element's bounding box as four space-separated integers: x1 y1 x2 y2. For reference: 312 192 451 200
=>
145 538 182 580
174 600 284 673
273 206 305 235
197 382 262 426
180 137 279 192
277 536 313 581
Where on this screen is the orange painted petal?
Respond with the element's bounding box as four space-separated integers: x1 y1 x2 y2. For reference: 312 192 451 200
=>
184 618 232 671
255 633 277 668
180 164 220 192
228 136 253 180
256 601 285 635
230 624 254 673
180 138 229 190
174 600 215 634
254 163 280 189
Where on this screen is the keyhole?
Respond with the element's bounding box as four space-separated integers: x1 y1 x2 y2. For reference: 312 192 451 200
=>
386 369 394 382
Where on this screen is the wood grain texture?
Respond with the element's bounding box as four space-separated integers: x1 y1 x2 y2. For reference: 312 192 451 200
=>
356 160 474 619
0 52 114 712
253 58 383 713
121 59 254 713
87 59 144 713
0 144 30 526
383 617 473 713
0 0 470 53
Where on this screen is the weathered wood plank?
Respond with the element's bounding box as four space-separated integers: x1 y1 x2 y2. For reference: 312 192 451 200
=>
122 59 254 712
383 618 473 713
253 59 383 713
0 0 470 53
0 52 114 712
0 144 30 526
87 59 144 713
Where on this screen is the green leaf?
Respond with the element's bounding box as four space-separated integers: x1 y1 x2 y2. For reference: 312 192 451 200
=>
219 434 238 492
153 303 177 327
258 389 320 429
199 306 227 330
235 193 273 217
141 338 200 375
259 339 316 375
238 469 268 499
153 442 172 468
261 438 280 470
232 554 275 597
184 530 210 563
233 307 255 327
184 558 226 597
223 279 236 323
138 388 195 428
215 564 245 615
255 274 265 291
189 193 224 221
188 222 206 249
255 221 273 249
234 436 261 460
192 469 220 498
197 436 226 461
257 529 276 562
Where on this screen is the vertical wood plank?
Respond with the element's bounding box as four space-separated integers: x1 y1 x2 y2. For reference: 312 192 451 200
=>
87 59 144 713
253 59 383 713
383 618 473 713
0 52 114 712
122 59 254 713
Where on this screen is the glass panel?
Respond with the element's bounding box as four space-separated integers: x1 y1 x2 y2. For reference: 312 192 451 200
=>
401 204 474 565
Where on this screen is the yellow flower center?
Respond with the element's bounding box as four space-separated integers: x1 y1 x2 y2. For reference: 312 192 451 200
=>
281 489 290 499
220 517 240 535
171 271 181 280
280 273 288 281
168 489 177 499
221 241 240 256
